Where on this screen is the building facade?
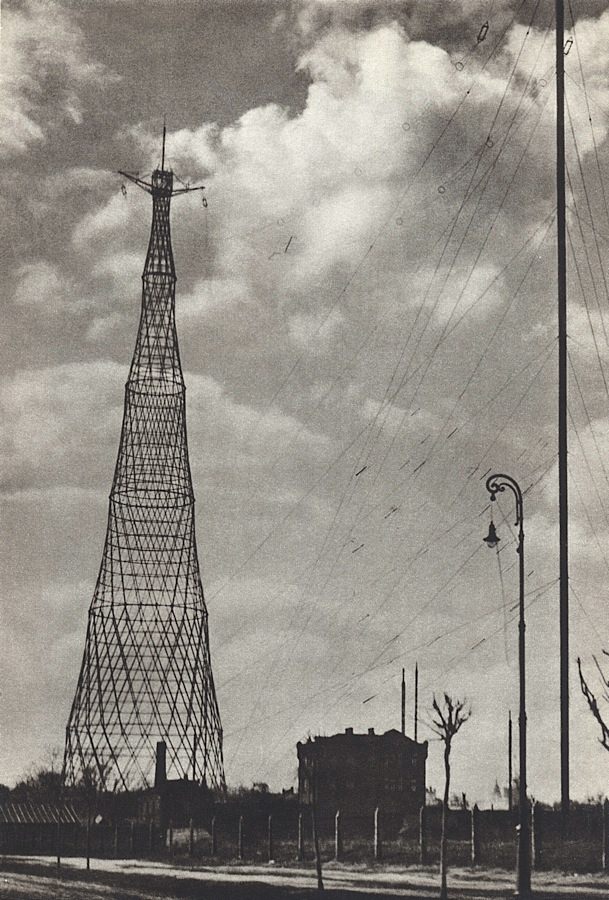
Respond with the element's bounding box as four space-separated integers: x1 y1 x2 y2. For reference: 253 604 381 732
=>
297 727 427 831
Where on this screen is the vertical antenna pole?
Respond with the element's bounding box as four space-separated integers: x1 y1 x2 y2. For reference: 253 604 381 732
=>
162 120 166 171
401 668 406 735
556 0 570 818
508 710 513 813
414 662 419 743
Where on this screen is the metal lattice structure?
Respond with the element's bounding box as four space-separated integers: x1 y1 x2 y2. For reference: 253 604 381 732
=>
64 145 225 793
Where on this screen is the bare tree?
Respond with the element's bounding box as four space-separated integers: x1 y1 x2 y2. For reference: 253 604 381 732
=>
578 655 609 750
430 693 471 900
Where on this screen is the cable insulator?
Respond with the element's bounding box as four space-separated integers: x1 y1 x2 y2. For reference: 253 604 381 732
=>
477 21 489 43
564 37 573 56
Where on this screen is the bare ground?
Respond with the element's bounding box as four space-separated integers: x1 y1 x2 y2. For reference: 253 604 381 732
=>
1 856 609 899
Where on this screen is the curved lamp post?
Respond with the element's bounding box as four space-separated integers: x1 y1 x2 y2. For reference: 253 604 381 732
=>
483 473 531 899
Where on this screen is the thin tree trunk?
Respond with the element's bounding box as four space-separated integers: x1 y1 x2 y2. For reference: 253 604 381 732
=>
440 743 451 900
311 762 324 891
311 805 324 891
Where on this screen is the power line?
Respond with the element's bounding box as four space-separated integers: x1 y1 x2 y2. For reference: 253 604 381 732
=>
211 0 552 617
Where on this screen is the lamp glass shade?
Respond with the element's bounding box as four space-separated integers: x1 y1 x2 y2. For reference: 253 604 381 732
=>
483 521 500 548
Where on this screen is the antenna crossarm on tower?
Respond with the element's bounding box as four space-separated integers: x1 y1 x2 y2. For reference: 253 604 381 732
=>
118 170 206 200
172 185 206 197
118 171 153 194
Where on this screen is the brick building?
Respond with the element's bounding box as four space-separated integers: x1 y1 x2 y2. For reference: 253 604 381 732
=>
297 728 427 831
134 741 214 828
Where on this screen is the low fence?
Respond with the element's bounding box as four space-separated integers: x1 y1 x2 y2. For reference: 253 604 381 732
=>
0 822 161 858
3 802 609 873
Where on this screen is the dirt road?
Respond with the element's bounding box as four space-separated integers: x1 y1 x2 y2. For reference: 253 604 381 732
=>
1 856 609 899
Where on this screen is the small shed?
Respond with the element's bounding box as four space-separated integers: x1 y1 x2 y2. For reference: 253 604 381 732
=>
0 801 81 854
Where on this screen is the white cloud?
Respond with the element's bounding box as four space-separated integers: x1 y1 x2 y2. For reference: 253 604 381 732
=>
178 276 251 320
0 360 124 489
567 299 609 358
408 261 505 328
85 310 130 343
13 260 67 309
91 250 143 307
0 576 91 785
124 121 220 180
0 0 118 158
288 306 345 351
73 192 134 248
119 17 556 365
186 371 332 467
1 361 330 492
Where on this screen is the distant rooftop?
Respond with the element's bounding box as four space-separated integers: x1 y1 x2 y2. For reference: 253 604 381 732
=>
299 727 426 745
0 801 81 826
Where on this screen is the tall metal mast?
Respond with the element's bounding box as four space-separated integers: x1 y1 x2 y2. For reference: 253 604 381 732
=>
401 667 406 735
556 0 570 816
414 661 419 743
63 133 222 792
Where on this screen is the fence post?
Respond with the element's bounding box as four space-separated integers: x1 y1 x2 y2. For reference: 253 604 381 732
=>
267 815 274 862
189 817 195 857
114 823 119 858
471 804 481 865
603 800 609 872
56 820 61 871
238 815 244 860
168 820 173 857
311 806 324 891
334 810 342 861
130 822 135 857
374 807 382 862
297 812 304 862
86 816 91 870
532 802 542 870
419 805 428 865
148 821 154 854
211 816 217 856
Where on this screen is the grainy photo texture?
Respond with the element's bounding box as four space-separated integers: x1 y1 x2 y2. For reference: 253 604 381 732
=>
2 1 609 897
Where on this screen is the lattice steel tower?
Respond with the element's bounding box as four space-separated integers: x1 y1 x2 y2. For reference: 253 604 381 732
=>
64 133 226 792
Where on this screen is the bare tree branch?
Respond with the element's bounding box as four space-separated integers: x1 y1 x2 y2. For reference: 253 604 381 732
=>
578 656 609 753
429 693 471 742
429 692 471 900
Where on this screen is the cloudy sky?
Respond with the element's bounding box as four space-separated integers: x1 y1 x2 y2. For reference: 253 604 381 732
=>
3 0 609 805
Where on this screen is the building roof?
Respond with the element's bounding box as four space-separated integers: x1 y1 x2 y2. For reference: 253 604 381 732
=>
0 801 81 825
298 727 427 749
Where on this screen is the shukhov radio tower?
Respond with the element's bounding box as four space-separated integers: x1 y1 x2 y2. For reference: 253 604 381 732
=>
64 133 226 792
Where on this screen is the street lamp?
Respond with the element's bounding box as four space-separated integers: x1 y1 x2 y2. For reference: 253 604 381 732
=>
483 473 531 899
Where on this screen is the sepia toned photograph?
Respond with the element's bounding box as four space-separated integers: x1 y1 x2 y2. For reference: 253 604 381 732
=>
2 1 609 897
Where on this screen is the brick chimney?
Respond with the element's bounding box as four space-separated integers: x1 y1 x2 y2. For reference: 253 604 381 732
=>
154 740 167 788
